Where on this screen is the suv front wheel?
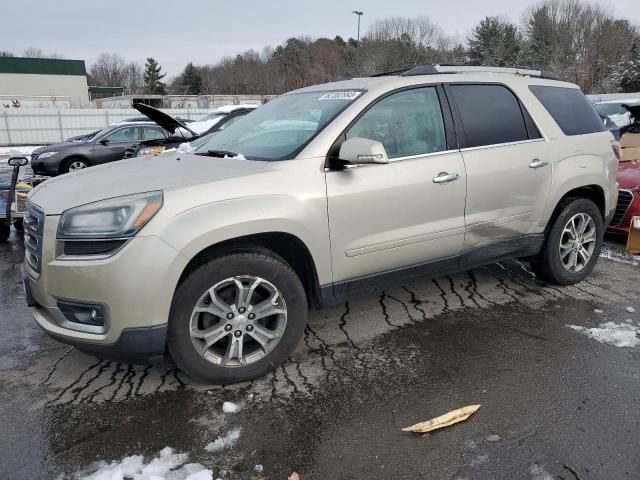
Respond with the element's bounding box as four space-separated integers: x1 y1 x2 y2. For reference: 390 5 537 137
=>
168 248 308 384
530 197 604 285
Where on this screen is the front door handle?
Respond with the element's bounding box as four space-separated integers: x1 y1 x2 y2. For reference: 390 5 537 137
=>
529 158 549 169
432 172 460 184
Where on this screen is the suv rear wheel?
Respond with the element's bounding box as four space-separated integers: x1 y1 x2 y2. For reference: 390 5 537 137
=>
530 197 603 285
168 248 307 384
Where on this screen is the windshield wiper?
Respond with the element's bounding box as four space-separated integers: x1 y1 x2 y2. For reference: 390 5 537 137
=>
199 149 239 158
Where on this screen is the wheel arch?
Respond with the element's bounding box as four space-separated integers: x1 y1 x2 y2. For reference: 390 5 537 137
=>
178 232 323 309
544 184 606 235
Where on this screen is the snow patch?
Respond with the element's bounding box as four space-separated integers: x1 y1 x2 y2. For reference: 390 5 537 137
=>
626 306 636 313
529 464 554 480
569 321 640 348
599 245 639 267
222 401 241 414
593 309 603 314
0 145 42 156
224 152 246 160
205 428 241 452
76 447 212 480
253 464 264 473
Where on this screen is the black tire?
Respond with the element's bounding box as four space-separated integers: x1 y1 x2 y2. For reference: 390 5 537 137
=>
168 247 308 384
530 197 604 285
12 218 24 232
60 157 89 174
0 220 10 242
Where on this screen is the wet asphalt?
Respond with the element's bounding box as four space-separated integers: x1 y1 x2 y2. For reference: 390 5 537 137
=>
1 230 639 480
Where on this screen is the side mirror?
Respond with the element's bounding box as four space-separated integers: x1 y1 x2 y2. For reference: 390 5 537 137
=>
339 137 389 165
99 138 109 145
8 156 29 167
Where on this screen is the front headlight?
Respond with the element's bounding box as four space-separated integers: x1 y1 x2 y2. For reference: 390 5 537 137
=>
57 191 163 239
38 151 58 159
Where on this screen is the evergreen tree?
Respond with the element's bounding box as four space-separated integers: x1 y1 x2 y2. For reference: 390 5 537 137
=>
143 57 166 94
179 62 203 95
613 40 640 93
467 17 521 67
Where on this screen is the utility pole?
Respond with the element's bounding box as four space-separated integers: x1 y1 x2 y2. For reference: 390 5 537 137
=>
352 10 363 43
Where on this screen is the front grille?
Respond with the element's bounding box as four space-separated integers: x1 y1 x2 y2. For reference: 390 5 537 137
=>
610 190 634 227
62 239 127 256
24 202 44 273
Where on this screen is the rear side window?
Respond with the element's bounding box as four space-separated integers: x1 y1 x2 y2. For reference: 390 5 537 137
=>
529 86 604 136
449 84 529 148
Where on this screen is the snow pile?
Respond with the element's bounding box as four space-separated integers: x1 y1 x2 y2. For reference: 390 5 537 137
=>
569 321 640 348
205 428 241 452
209 104 258 115
76 447 212 480
224 152 246 160
188 118 224 135
0 145 42 157
222 401 241 414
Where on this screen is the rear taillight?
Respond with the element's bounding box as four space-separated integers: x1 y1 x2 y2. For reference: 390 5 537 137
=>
612 141 622 161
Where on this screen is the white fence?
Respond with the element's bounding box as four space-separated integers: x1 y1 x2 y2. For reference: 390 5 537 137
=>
586 92 640 103
0 108 211 146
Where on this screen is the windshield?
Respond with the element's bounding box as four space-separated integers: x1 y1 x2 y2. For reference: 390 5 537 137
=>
595 103 627 116
194 90 363 160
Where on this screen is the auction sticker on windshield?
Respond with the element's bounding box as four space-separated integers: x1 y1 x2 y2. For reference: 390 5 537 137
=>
318 91 362 101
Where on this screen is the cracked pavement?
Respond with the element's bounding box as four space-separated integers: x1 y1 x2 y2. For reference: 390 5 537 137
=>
1 232 639 479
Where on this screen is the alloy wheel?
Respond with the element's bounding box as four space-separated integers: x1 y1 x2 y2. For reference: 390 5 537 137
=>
189 275 287 367
559 212 596 273
68 161 87 171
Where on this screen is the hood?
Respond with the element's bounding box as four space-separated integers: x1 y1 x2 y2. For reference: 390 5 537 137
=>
33 142 85 155
133 103 198 137
617 160 640 191
28 151 269 214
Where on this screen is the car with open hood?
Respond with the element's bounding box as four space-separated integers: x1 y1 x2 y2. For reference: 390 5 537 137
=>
24 65 618 384
122 104 257 159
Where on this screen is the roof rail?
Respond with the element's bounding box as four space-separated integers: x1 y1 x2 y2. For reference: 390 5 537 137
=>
393 64 561 80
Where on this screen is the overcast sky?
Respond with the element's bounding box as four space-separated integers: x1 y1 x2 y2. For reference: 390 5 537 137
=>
4 0 639 78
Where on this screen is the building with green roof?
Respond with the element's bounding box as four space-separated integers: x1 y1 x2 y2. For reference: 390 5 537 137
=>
0 57 90 107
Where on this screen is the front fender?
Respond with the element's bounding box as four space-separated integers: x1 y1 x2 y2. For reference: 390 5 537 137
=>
152 194 332 285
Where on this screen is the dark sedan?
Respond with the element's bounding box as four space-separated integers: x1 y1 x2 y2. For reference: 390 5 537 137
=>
30 122 169 176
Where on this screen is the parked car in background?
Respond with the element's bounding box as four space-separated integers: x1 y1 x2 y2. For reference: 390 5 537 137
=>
594 100 637 129
123 104 257 159
31 122 169 175
24 65 617 383
620 101 640 134
599 113 621 140
608 159 640 235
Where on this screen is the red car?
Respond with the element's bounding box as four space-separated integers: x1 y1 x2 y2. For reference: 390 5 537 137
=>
609 159 640 234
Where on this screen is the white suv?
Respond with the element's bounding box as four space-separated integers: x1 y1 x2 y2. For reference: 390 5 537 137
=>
23 65 619 383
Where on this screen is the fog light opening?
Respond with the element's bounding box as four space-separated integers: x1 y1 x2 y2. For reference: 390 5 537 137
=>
57 301 106 327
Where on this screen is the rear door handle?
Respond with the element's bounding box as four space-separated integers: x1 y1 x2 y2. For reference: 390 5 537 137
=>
432 172 460 184
529 158 548 169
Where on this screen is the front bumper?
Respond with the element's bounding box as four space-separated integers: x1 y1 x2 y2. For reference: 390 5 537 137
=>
30 157 60 176
24 213 189 362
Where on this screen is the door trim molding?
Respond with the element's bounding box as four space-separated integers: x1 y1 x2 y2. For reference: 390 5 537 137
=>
319 234 544 308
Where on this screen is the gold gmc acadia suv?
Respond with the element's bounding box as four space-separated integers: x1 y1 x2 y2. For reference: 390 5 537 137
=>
23 65 619 383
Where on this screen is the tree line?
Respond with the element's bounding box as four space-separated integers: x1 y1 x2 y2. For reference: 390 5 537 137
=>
6 0 640 95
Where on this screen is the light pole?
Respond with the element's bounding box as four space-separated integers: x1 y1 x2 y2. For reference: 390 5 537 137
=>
352 10 363 43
